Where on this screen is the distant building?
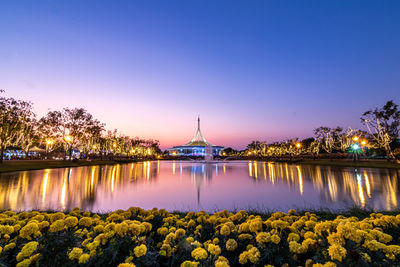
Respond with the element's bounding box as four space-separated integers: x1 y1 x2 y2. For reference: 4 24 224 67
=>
168 117 224 156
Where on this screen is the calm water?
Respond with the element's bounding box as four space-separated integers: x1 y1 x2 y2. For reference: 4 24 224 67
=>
0 161 399 212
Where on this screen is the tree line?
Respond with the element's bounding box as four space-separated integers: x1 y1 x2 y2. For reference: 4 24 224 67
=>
243 100 400 161
0 91 161 163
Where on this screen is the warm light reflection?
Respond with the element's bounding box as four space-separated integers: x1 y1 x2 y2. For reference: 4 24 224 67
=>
357 173 365 208
0 161 398 212
296 166 303 195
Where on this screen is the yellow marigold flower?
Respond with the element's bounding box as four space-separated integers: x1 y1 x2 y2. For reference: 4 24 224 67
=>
271 234 281 244
238 251 248 265
328 244 347 262
16 241 38 262
289 241 305 254
288 209 296 215
142 222 152 232
212 238 219 244
4 243 16 252
191 247 208 260
327 233 345 246
304 231 315 239
249 219 263 232
187 220 196 228
19 223 41 240
175 228 186 239
79 217 93 228
16 259 31 267
364 240 385 251
220 224 231 236
50 212 65 223
247 247 260 263
29 253 40 262
305 221 316 230
116 222 129 236
215 262 229 267
134 244 147 257
271 220 289 230
238 222 250 233
94 225 104 233
207 244 221 256
68 247 83 260
78 253 90 264
118 264 136 267
287 233 300 242
226 239 238 251
65 217 78 228
181 261 199 267
256 232 271 244
49 220 65 232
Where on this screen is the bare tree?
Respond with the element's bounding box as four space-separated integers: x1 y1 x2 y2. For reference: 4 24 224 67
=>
361 100 400 160
0 94 34 163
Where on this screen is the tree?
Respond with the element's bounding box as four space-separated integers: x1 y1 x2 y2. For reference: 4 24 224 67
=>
39 108 104 160
314 126 342 153
361 100 400 160
0 94 34 163
15 118 40 157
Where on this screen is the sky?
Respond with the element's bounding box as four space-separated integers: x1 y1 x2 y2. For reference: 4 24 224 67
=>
1 1 400 149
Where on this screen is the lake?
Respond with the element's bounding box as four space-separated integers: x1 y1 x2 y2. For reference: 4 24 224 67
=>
0 160 399 212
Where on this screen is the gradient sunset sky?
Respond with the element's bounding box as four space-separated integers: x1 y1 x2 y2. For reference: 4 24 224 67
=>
1 1 400 149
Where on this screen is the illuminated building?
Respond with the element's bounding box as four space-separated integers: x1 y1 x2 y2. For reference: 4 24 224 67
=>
168 117 224 156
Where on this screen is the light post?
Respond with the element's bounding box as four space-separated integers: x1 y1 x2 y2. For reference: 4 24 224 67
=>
64 135 73 160
45 139 53 160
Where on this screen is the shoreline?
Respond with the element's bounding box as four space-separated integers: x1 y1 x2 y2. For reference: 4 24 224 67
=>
0 158 399 173
0 159 141 173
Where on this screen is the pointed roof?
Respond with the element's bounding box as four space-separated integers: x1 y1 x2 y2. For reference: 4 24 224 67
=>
184 116 214 146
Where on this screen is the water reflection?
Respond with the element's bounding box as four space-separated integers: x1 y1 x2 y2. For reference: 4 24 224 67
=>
0 161 399 212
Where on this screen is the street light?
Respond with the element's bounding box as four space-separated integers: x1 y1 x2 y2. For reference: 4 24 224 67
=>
64 135 72 142
296 143 301 148
353 136 359 142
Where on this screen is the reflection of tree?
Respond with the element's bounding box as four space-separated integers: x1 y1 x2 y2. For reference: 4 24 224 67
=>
248 161 400 210
0 162 159 211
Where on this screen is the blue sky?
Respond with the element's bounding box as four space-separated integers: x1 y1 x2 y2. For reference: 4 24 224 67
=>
1 1 399 148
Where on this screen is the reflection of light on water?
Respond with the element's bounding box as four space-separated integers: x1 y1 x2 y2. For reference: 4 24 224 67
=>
157 160 160 174
357 173 365 208
42 169 50 203
146 161 151 180
223 164 226 174
263 162 267 180
296 166 303 195
61 176 67 209
364 171 371 198
172 161 176 175
254 162 258 179
268 163 275 184
111 166 116 193
248 161 252 177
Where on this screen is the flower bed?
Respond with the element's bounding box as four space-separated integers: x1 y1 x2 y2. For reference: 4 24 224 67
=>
0 208 400 266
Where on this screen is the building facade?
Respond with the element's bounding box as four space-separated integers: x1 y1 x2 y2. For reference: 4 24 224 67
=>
168 117 224 156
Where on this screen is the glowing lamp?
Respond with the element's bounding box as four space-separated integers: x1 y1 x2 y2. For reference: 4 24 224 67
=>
64 135 72 142
296 143 301 148
353 136 359 141
352 144 360 150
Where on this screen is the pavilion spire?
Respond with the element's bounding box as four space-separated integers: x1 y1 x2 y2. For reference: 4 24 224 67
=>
191 115 207 143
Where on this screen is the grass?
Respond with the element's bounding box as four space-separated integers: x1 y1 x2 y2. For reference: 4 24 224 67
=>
0 159 138 173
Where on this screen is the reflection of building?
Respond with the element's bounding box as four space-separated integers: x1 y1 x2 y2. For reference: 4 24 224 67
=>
168 117 224 156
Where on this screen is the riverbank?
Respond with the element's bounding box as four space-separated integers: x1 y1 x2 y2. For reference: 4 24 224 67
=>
1 158 399 174
245 158 400 169
0 207 399 266
0 159 141 173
